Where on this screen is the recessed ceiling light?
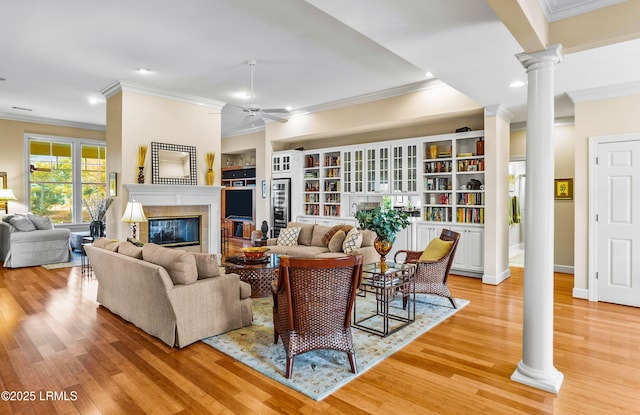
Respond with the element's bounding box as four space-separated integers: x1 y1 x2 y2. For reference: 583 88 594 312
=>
136 68 152 74
88 96 101 105
285 106 292 111
232 91 251 100
425 72 434 78
510 80 526 88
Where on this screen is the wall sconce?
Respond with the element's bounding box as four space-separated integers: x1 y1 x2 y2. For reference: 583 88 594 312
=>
0 189 17 214
120 201 148 238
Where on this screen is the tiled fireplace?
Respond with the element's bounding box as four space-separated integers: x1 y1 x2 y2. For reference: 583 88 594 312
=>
123 184 222 254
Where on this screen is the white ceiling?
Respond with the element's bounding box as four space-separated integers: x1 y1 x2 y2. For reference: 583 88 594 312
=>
0 0 638 136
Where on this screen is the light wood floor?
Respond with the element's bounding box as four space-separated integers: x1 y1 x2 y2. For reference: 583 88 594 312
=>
1 240 639 414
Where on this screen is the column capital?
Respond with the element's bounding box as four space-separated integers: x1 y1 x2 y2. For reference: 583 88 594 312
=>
517 44 563 70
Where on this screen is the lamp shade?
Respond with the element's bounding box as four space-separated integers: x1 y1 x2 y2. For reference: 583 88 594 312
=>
120 201 148 223
0 189 17 201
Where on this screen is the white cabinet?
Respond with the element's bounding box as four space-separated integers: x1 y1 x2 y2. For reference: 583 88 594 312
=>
414 222 483 276
272 152 293 173
389 223 412 262
414 222 445 251
391 142 419 194
365 146 390 194
296 215 357 227
341 148 365 194
450 225 484 275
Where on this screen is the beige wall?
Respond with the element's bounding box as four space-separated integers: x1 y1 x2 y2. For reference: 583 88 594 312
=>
267 83 482 144
0 118 105 214
106 89 222 240
509 124 576 270
573 93 640 291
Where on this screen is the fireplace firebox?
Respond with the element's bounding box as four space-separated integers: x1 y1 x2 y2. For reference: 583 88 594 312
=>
148 216 201 247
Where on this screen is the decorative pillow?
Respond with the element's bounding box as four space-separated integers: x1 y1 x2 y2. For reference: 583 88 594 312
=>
321 224 353 246
117 241 143 259
328 229 347 253
419 238 454 261
9 215 36 232
342 227 363 254
2 215 14 223
27 213 54 230
287 222 314 246
277 227 301 246
126 237 144 247
93 237 120 252
142 243 198 285
310 225 332 247
192 253 221 279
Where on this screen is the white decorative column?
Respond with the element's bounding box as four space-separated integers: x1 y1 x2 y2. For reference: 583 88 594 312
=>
511 44 564 393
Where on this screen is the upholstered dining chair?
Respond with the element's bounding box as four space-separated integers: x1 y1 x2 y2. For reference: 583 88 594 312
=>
271 255 363 379
394 229 460 308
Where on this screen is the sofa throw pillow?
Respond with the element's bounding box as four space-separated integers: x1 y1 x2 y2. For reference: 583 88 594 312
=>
419 238 454 261
310 225 333 247
342 227 363 254
27 213 54 230
9 215 36 232
142 243 198 285
328 229 347 252
321 224 353 246
126 237 144 247
118 241 143 259
361 229 377 247
93 237 121 252
287 222 314 246
277 227 301 246
193 253 221 279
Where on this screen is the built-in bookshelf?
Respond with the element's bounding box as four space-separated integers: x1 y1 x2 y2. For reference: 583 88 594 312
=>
302 150 341 216
423 134 485 224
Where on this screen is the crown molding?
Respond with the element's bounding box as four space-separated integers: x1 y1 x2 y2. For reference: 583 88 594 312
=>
540 0 626 22
510 116 575 131
100 80 226 110
567 80 640 103
0 111 105 131
221 124 265 139
484 104 516 122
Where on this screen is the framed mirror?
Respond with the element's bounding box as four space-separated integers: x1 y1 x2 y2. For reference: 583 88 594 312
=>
151 142 198 185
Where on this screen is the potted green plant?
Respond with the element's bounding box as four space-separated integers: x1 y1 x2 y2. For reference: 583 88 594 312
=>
356 206 409 269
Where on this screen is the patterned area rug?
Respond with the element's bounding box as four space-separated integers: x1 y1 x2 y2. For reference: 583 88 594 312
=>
202 293 468 401
41 251 83 269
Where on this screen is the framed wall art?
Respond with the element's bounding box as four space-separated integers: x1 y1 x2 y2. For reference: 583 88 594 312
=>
554 178 573 200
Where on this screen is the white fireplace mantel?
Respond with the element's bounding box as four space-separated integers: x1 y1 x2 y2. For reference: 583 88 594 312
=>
123 184 223 254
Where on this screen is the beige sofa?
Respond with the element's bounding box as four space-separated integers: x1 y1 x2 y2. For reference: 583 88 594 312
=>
85 240 252 348
266 222 379 265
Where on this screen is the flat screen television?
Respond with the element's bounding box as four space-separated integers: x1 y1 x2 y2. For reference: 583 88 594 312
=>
224 189 254 218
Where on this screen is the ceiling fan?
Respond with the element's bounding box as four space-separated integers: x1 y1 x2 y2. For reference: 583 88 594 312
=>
226 59 289 126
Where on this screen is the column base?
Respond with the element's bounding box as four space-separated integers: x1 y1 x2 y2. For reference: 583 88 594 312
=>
511 360 564 394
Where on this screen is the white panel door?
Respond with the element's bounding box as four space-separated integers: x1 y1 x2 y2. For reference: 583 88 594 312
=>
597 139 640 306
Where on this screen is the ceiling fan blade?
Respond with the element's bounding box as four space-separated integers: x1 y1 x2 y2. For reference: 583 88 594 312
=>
262 113 288 123
225 103 249 112
261 108 289 114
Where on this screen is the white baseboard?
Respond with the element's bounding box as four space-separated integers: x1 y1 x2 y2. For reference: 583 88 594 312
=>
482 268 510 285
554 265 574 274
572 287 588 299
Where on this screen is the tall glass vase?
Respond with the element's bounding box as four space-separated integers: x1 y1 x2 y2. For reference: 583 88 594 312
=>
137 166 145 184
373 237 393 272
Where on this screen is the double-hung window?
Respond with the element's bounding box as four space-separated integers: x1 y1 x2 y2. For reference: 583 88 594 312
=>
27 135 107 224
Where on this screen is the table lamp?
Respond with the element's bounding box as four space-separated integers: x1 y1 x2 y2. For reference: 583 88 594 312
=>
0 189 17 214
120 201 147 238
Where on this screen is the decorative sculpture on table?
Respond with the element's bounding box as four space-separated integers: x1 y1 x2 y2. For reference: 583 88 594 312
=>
261 220 269 240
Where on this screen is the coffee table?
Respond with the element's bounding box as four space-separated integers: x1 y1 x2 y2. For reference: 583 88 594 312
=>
223 253 280 298
352 261 416 337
